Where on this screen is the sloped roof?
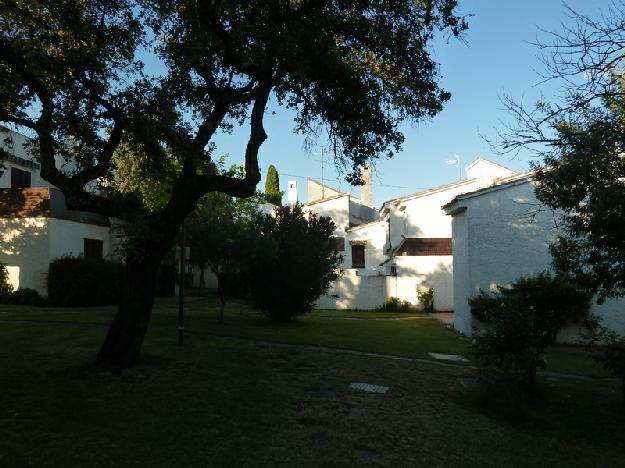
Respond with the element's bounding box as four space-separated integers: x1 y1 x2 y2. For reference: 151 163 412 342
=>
465 156 515 174
442 170 536 213
345 217 386 232
383 178 477 207
302 192 349 207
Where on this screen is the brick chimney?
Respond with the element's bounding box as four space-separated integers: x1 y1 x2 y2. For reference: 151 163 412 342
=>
360 165 373 207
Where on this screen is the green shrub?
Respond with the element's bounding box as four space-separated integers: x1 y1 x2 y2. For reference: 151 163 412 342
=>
48 257 123 307
377 296 413 312
417 287 435 313
470 272 591 397
0 262 13 299
4 288 46 306
583 316 625 402
247 205 342 321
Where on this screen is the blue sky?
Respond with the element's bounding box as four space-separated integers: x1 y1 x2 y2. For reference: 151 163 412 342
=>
212 1 611 205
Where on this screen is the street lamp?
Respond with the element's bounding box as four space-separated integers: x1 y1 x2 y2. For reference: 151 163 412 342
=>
178 219 185 345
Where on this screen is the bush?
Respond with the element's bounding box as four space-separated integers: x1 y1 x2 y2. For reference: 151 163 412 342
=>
377 296 413 312
417 287 435 313
4 288 46 306
0 262 13 299
584 316 625 402
48 257 123 307
247 205 342 321
470 272 591 397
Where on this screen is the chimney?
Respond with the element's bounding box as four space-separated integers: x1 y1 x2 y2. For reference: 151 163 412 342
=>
287 180 298 205
359 165 373 207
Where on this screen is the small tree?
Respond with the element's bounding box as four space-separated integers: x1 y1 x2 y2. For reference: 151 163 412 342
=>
187 176 262 322
583 316 625 404
470 272 591 395
0 262 13 299
264 164 282 206
248 205 342 321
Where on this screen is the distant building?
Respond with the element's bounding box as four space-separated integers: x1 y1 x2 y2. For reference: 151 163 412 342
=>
0 128 113 295
306 157 515 310
443 171 625 341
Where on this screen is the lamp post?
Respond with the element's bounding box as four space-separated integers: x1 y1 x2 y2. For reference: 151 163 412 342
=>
178 219 185 345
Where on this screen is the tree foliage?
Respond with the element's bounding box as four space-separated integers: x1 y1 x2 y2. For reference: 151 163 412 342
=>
497 2 625 301
470 273 591 395
264 164 281 205
0 262 13 298
0 0 466 367
248 205 342 321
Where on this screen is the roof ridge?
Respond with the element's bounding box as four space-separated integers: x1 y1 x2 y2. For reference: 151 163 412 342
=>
384 178 477 206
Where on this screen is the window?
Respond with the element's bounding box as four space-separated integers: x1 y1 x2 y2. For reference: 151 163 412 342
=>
10 167 31 188
84 238 103 260
351 244 365 268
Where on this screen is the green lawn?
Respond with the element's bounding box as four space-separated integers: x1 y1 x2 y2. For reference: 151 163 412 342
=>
1 296 623 467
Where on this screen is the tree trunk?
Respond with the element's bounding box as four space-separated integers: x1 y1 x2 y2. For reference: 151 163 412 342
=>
199 266 205 289
218 273 228 324
95 257 161 369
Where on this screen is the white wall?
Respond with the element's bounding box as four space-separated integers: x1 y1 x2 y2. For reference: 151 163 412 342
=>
48 218 112 260
344 220 387 271
394 256 454 310
0 217 50 294
192 265 218 289
307 179 341 203
304 195 351 234
1 128 78 189
465 158 516 186
316 270 391 310
449 179 625 341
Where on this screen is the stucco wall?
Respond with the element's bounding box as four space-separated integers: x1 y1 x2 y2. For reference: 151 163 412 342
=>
465 158 516 186
316 270 391 310
345 221 387 271
388 181 478 248
304 195 350 234
449 180 625 341
0 217 50 293
394 256 453 311
307 179 341 203
450 209 471 334
348 199 378 225
0 128 78 189
193 265 218 289
48 218 112 260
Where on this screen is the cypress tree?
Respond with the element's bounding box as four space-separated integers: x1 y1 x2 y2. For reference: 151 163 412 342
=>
265 164 282 205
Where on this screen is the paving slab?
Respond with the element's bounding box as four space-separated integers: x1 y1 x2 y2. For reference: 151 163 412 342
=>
349 382 389 394
428 352 469 362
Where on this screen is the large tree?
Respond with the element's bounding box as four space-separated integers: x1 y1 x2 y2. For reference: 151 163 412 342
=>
497 2 625 302
0 0 467 368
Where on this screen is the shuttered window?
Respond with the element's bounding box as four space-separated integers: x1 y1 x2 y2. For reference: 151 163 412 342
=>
351 244 365 268
10 167 31 188
84 238 103 260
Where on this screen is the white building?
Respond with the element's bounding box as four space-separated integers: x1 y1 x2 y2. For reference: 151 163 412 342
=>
443 172 625 341
308 157 516 310
0 128 113 295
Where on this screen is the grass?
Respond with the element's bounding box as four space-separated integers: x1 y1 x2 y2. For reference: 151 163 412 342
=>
1 295 623 467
